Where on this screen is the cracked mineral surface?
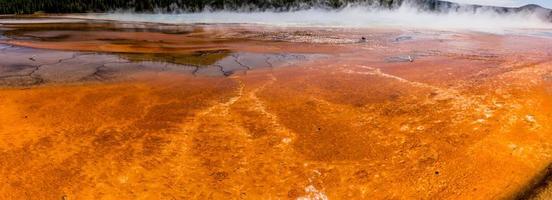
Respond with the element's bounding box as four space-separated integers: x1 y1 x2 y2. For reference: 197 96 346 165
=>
0 16 551 200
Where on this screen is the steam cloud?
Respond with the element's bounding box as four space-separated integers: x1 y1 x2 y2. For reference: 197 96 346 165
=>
73 3 552 33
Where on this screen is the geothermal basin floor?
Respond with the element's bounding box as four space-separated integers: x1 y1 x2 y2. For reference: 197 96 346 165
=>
0 17 551 199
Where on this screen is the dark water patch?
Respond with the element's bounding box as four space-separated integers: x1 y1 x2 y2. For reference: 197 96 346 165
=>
38 34 71 41
117 50 232 66
385 55 415 63
394 35 413 42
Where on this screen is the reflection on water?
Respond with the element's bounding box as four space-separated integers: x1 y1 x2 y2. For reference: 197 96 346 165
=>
0 21 236 66
117 50 232 66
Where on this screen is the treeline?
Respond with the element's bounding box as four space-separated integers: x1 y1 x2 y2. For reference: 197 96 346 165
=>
0 0 402 14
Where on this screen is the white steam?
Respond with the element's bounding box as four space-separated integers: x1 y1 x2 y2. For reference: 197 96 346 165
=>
70 4 552 33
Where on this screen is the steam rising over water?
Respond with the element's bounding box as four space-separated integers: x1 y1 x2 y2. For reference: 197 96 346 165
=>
73 5 552 33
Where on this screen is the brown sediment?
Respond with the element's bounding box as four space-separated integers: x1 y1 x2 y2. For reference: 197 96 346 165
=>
0 17 552 199
517 164 552 200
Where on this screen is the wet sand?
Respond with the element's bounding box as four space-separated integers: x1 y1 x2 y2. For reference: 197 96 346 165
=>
0 16 552 199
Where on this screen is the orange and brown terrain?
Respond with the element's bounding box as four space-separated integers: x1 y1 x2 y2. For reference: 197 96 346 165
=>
0 16 552 199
